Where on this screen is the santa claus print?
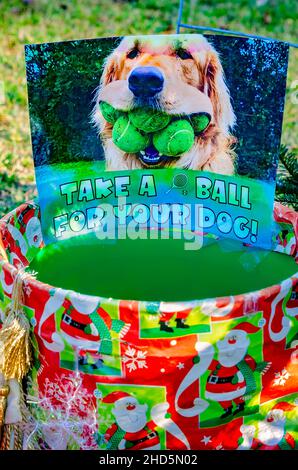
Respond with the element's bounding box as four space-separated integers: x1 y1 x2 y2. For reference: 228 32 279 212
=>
1 203 42 267
204 322 270 419
238 402 296 450
60 294 130 369
101 391 190 450
38 290 130 370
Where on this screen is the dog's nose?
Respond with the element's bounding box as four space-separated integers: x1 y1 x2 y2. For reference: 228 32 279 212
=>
128 66 164 98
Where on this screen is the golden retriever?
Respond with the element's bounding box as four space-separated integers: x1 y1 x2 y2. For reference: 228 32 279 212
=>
92 34 236 173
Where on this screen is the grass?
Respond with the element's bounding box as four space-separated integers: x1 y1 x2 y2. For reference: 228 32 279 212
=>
0 0 297 217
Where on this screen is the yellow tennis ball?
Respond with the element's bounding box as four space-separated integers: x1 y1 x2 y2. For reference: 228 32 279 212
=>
129 107 171 133
112 115 150 153
99 101 123 124
191 113 211 134
153 120 195 157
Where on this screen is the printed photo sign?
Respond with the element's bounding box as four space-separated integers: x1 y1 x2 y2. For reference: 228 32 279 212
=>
25 34 289 248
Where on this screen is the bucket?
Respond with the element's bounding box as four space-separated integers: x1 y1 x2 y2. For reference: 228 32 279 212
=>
0 201 297 450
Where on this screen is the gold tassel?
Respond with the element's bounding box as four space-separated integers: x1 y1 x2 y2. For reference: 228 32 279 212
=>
0 384 9 441
0 309 31 381
0 270 34 450
0 271 32 381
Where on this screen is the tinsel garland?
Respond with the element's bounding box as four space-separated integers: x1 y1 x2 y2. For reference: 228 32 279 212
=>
0 270 33 450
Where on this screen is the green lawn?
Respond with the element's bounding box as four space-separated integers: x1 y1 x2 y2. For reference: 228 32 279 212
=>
0 0 297 217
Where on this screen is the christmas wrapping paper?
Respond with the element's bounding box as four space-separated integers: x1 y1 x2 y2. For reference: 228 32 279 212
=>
0 201 297 450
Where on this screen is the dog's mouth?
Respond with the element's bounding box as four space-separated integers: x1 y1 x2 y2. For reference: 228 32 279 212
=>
138 144 170 167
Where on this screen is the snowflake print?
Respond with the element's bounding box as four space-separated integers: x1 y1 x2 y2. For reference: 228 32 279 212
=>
176 362 185 370
273 368 291 386
122 346 148 372
93 389 102 399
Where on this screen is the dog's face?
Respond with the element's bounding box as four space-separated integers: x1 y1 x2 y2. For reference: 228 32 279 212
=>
93 34 235 170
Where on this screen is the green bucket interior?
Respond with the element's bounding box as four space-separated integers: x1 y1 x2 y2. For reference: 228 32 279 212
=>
29 234 298 302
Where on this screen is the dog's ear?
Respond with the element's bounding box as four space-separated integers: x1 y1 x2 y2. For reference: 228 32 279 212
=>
101 53 121 86
200 51 236 134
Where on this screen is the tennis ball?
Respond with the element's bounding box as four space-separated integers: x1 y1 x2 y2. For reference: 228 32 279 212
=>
190 113 211 134
153 119 195 157
99 101 123 124
129 107 171 133
112 115 150 153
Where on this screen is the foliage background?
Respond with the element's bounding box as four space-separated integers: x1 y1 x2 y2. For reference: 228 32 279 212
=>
0 0 297 216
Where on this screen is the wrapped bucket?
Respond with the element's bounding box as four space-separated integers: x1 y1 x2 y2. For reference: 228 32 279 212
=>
0 201 297 450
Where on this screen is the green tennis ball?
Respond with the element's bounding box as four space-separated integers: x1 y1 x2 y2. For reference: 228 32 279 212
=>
99 101 123 124
191 113 211 134
153 119 195 157
112 115 150 153
129 107 171 133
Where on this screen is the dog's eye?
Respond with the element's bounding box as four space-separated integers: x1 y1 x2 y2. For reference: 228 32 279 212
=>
176 48 193 60
127 48 140 59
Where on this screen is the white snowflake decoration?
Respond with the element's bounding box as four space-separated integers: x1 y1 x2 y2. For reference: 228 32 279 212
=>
122 346 148 372
273 368 291 387
25 373 98 450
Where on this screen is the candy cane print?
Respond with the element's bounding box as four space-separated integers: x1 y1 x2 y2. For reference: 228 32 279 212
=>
200 297 235 318
268 278 293 342
7 224 28 256
0 267 14 295
285 274 298 318
38 288 66 352
151 402 190 450
175 340 214 417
